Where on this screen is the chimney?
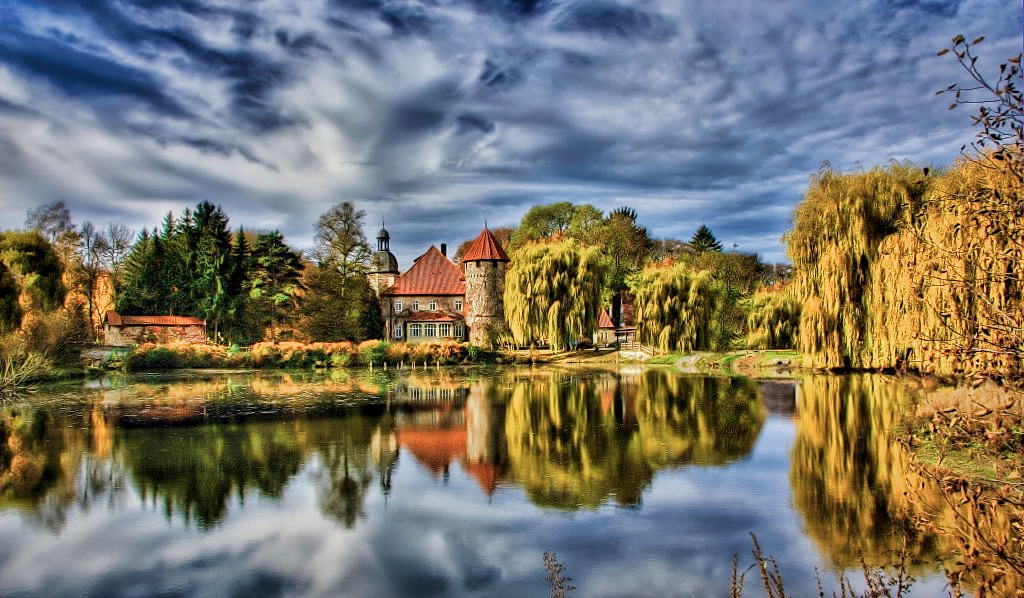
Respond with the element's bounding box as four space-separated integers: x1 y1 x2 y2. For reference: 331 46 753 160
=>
440 243 447 257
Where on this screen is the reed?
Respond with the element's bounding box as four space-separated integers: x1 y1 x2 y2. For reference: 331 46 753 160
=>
0 351 52 397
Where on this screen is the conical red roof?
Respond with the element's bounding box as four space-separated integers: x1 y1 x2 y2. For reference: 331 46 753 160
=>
461 228 509 262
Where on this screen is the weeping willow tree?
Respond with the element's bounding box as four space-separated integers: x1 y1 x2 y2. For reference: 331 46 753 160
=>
503 240 605 351
632 264 728 353
869 156 1023 375
745 285 801 350
785 163 926 369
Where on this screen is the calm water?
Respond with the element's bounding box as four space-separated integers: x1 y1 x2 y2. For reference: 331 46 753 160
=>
0 368 958 597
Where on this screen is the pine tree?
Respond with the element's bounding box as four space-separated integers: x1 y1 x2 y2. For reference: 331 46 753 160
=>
248 231 304 342
689 224 723 253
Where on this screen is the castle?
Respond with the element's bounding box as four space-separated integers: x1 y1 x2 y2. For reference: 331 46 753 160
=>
368 227 509 346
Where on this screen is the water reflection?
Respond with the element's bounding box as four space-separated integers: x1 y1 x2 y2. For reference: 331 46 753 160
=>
0 369 979 597
505 371 764 508
790 375 945 572
1 369 769 525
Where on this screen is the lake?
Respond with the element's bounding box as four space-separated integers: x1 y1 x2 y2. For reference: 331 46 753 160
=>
0 367 961 597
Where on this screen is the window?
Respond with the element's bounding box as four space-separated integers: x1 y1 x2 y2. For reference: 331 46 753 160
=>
454 299 463 312
438 323 451 337
428 300 437 311
424 324 436 337
394 300 403 312
411 300 419 311
409 324 421 337
455 323 464 338
394 324 403 339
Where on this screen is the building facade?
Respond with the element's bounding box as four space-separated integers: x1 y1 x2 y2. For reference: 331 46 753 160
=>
377 227 509 345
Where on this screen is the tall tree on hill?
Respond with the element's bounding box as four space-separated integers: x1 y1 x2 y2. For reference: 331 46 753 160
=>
689 224 723 253
25 201 81 269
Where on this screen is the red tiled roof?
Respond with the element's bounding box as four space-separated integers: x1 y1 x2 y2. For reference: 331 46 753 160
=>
461 228 509 262
598 308 614 329
398 426 467 475
384 246 466 296
105 311 206 327
405 311 461 322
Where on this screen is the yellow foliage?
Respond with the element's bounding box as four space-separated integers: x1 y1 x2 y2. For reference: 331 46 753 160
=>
787 157 1022 376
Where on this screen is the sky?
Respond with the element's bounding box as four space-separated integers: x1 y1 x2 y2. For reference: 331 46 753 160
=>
0 0 1019 266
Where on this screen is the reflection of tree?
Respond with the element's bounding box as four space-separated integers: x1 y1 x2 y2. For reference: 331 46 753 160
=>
121 422 304 529
297 414 387 528
790 375 942 570
634 372 764 466
0 405 58 505
503 370 763 509
0 403 128 531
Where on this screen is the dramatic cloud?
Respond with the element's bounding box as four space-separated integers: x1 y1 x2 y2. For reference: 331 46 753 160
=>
0 0 1017 264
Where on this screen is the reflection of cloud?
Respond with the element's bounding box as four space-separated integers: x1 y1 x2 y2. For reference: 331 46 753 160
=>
1 0 1015 262
0 369 961 597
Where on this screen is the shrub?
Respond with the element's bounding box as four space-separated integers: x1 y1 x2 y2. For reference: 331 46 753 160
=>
125 345 184 371
358 340 389 366
385 342 411 365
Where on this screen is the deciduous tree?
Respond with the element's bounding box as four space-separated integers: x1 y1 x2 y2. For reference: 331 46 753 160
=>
504 240 605 351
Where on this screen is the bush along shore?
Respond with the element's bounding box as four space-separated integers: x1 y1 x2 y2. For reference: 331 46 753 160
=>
108 340 509 372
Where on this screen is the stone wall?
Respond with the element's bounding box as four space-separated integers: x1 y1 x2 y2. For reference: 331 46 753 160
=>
104 324 207 347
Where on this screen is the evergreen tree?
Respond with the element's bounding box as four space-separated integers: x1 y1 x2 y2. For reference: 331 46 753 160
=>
689 224 723 253
248 231 304 342
221 228 253 344
191 201 235 339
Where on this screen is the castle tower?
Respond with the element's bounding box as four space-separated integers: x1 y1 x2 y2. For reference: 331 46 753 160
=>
368 226 399 296
461 228 510 346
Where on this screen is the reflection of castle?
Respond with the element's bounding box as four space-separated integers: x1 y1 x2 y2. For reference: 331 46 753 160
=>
389 379 509 496
369 227 509 346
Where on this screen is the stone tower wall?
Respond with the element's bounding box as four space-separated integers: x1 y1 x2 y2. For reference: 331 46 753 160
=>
369 272 396 297
464 260 507 346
